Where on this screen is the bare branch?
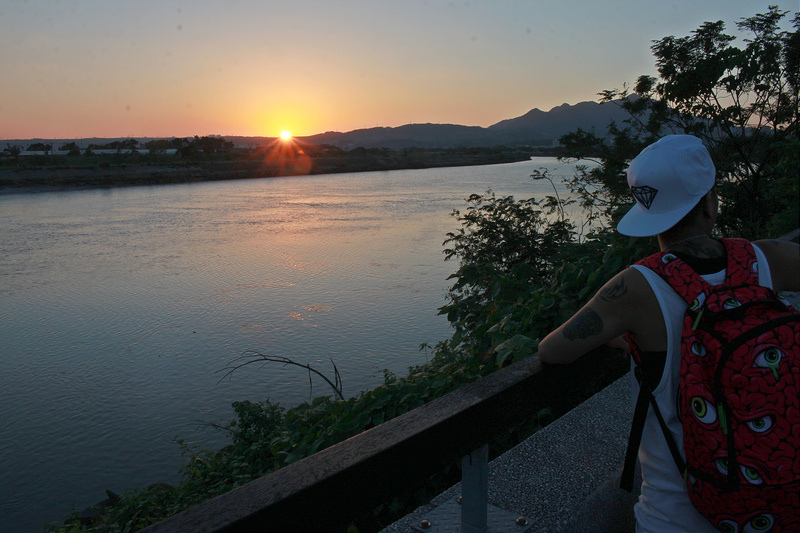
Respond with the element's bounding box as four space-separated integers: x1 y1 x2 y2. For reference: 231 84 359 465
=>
217 351 345 400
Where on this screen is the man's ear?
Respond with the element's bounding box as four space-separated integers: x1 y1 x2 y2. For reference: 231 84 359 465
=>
701 189 717 218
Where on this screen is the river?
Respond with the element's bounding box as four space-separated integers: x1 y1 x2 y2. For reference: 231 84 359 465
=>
0 158 581 532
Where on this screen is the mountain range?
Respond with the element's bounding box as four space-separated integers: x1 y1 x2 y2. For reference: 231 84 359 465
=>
293 99 628 149
5 99 629 150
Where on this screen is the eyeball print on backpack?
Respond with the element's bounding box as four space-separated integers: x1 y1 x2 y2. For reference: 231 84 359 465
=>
682 285 800 485
639 239 800 533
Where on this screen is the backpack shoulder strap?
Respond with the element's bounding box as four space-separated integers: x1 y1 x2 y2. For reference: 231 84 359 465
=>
620 339 687 491
635 250 710 307
720 238 759 285
621 255 705 491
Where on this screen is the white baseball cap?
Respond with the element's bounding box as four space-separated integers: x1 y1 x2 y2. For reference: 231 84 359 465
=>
617 134 715 237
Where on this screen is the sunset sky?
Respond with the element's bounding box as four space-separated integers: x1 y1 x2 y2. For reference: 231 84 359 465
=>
1 0 795 140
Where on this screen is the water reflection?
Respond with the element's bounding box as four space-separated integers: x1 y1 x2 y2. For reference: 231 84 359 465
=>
0 158 579 532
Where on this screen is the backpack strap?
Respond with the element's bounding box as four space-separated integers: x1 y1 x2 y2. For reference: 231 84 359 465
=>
621 240 761 492
621 333 644 492
620 251 708 492
719 238 758 286
620 333 648 492
621 381 649 491
620 334 687 492
636 250 711 308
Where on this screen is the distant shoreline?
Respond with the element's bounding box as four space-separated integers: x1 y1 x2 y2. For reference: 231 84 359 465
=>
0 163 259 195
0 151 541 195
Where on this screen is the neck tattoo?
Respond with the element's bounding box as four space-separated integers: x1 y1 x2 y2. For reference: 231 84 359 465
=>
667 234 709 249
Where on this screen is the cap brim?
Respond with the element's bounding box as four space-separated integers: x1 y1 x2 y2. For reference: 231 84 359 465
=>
617 200 698 237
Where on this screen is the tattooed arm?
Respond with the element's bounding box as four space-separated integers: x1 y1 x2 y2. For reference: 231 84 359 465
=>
538 267 663 364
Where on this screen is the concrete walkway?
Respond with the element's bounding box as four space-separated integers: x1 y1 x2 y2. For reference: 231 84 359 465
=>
381 375 639 533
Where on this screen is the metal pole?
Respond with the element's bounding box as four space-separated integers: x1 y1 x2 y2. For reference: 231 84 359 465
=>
461 444 489 533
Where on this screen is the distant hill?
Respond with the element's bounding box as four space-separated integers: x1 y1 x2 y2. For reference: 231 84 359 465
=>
487 100 629 143
298 99 630 149
3 99 631 151
300 124 495 150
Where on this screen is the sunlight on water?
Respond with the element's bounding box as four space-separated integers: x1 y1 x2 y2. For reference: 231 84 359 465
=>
0 158 584 531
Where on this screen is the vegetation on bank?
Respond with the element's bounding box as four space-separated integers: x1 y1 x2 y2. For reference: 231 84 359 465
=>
45 7 797 532
0 138 541 190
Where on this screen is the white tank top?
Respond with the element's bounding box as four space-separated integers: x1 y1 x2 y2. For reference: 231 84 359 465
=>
630 245 773 533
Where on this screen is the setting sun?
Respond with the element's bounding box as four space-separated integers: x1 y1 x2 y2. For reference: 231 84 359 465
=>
280 131 292 140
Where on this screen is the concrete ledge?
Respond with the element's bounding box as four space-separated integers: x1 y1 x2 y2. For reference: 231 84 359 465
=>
381 375 639 533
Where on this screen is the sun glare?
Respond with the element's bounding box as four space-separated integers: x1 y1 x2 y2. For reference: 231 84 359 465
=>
280 130 292 140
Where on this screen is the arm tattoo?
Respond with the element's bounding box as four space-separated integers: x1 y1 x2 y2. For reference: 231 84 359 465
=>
563 307 604 341
598 278 627 302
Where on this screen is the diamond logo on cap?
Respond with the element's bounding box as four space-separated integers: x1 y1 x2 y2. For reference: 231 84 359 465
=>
631 185 658 209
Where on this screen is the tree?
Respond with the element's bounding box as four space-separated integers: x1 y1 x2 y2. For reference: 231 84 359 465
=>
122 138 139 154
440 190 576 360
27 142 52 154
3 143 22 161
144 139 173 155
439 7 798 370
194 135 234 155
59 142 81 156
561 7 799 240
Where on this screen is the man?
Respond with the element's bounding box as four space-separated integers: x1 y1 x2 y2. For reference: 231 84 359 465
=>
537 135 800 532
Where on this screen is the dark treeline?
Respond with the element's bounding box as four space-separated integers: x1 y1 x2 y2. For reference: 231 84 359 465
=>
0 137 544 190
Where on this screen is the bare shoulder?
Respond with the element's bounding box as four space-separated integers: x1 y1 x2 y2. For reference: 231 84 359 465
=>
538 266 663 364
753 238 800 292
593 266 652 307
591 266 665 349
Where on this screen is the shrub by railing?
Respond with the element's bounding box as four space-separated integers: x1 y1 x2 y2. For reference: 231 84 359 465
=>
139 347 623 533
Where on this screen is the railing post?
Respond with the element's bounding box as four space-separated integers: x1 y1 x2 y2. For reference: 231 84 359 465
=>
461 444 489 533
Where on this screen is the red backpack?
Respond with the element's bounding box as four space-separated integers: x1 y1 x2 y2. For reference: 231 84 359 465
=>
621 238 800 532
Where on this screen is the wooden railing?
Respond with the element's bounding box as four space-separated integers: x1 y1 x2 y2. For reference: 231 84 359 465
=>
138 349 626 533
139 230 799 533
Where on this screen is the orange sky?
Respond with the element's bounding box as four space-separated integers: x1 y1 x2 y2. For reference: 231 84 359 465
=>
0 0 794 140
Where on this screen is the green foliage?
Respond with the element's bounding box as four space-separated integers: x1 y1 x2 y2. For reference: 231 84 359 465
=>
27 142 53 153
440 189 575 359
767 136 800 236
438 179 653 370
578 7 799 240
88 139 140 153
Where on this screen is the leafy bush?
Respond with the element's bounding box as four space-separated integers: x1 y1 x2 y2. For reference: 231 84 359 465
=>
564 7 799 240
440 188 574 360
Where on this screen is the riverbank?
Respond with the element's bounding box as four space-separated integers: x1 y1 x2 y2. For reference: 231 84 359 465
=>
0 148 538 194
